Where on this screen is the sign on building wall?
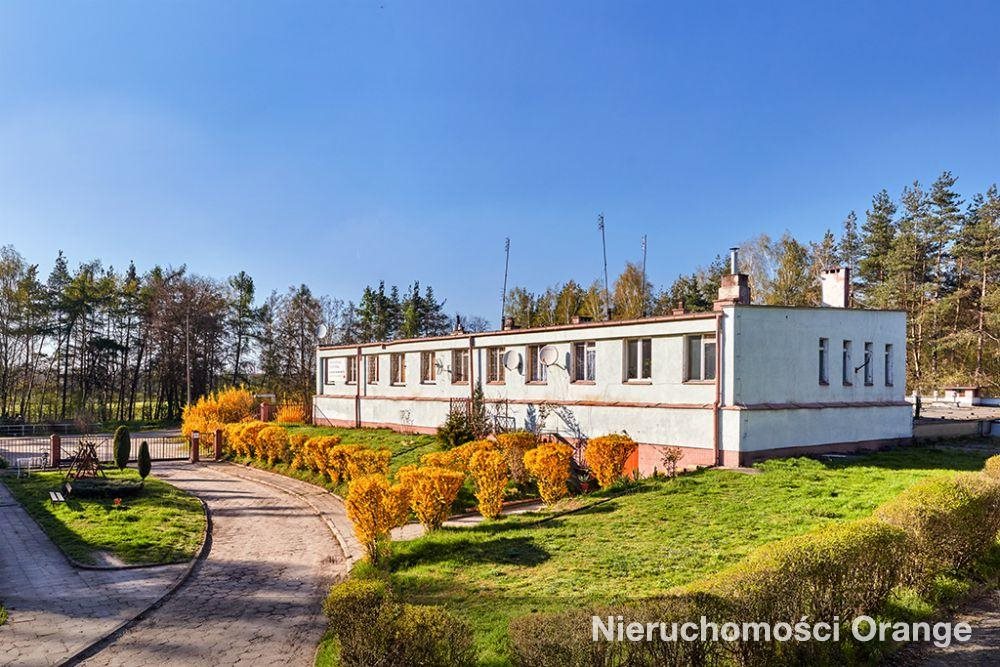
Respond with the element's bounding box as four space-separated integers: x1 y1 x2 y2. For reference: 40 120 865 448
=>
326 357 347 384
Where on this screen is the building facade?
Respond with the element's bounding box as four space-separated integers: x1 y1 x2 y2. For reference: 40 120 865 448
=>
313 269 911 473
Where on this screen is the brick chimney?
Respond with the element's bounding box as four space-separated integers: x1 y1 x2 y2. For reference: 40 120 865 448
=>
820 267 850 308
714 247 752 310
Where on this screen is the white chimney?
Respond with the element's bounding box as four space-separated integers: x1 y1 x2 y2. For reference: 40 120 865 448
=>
820 267 850 308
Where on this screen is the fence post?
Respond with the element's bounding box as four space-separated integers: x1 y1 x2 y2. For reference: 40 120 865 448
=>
190 432 200 463
50 434 61 468
214 428 223 461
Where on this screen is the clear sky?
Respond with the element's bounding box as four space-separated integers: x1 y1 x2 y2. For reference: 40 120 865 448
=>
1 1 997 320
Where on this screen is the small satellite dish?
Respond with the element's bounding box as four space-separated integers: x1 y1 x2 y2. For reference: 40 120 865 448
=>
502 349 520 371
539 345 559 366
316 324 329 340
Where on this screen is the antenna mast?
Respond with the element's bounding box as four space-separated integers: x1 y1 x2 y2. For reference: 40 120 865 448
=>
598 214 611 319
641 234 648 317
500 237 510 325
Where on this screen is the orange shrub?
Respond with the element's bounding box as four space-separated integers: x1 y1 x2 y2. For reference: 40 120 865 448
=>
469 449 509 520
182 387 255 437
584 434 638 488
397 465 466 531
524 442 573 505
287 432 309 467
496 431 537 484
347 448 392 480
257 425 290 464
346 474 411 562
276 404 307 424
421 439 494 472
326 443 361 483
298 436 344 478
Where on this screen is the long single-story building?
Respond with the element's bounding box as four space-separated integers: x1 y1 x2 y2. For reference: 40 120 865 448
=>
314 260 911 472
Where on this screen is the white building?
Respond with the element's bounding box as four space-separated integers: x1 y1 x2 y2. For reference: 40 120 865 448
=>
313 263 911 473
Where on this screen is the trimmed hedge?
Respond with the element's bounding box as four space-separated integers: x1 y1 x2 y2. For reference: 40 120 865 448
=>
985 454 1000 480
323 576 474 667
876 471 1000 587
65 478 144 498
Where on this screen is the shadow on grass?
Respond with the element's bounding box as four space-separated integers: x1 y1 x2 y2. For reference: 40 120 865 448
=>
390 535 550 569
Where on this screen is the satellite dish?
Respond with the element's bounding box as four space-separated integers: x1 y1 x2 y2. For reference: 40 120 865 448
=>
502 349 520 371
316 324 329 340
539 345 559 366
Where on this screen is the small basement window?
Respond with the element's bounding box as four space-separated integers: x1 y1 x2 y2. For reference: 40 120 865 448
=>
884 344 894 387
685 335 715 381
863 342 873 386
842 341 852 386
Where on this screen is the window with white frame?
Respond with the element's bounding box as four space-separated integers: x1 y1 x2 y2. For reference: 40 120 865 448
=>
420 351 436 383
487 347 506 383
624 338 652 381
527 345 548 383
685 335 715 381
884 344 894 386
863 342 874 385
573 341 596 382
366 355 380 384
346 356 357 384
390 352 406 385
818 338 829 385
842 340 852 386
452 349 470 383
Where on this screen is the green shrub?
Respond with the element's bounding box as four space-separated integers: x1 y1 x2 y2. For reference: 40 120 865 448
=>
113 426 131 471
323 576 472 667
876 472 1000 587
137 441 151 479
392 603 476 666
984 454 1000 480
65 478 144 498
509 596 716 667
436 408 475 448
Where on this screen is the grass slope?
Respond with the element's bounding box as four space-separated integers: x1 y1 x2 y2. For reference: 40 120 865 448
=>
2 468 205 565
386 446 991 665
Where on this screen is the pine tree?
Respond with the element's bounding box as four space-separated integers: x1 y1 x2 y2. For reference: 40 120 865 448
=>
859 190 897 306
767 234 814 306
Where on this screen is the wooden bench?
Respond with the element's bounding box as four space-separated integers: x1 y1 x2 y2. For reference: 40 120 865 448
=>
48 490 65 503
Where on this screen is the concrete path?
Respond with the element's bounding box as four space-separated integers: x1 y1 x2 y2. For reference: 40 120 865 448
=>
77 462 350 667
0 481 187 667
909 589 1000 666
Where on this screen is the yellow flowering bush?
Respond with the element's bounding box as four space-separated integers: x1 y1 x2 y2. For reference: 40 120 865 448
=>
496 431 537 484
347 448 392 480
468 449 509 520
325 443 362 482
397 465 466 531
524 442 573 505
584 434 638 489
421 439 494 472
346 474 411 562
182 387 255 437
276 404 307 424
257 425 290 465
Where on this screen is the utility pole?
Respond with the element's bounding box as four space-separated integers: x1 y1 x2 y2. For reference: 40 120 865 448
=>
500 237 510 326
641 234 648 317
185 309 192 407
598 214 611 319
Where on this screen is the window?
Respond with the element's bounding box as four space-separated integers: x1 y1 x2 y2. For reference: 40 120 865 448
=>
527 345 548 383
884 344 894 387
685 335 716 381
625 338 652 381
452 349 469 383
420 351 436 383
573 341 596 382
818 338 829 385
863 342 873 386
842 341 852 386
390 353 406 385
487 347 506 383
346 356 358 384
366 355 380 384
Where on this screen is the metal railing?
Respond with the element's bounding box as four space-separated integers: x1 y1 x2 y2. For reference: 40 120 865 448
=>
0 434 193 468
0 422 84 438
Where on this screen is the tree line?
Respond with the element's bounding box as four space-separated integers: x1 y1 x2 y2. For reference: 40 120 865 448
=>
503 172 999 393
0 248 466 425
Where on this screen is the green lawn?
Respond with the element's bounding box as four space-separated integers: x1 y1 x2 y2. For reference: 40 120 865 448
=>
385 445 992 665
1 468 206 566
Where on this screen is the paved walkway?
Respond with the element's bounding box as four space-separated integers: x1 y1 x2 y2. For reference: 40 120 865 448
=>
77 462 350 667
909 589 1000 666
0 482 187 666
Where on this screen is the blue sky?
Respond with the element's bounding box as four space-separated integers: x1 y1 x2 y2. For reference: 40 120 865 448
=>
1 1 997 320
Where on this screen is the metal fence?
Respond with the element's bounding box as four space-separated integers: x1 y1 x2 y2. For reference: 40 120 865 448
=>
0 422 84 438
0 434 197 468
